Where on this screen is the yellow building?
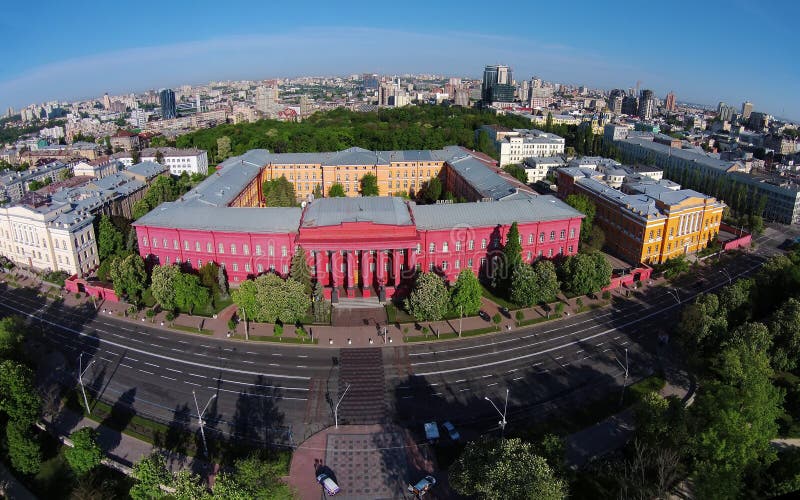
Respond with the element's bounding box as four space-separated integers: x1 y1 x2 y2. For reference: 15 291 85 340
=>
258 148 449 200
558 166 725 265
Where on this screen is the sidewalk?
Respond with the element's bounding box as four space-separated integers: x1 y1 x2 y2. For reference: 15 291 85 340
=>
0 462 36 500
564 347 695 468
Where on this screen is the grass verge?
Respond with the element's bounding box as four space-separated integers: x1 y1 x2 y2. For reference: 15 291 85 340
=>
249 335 319 344
403 325 498 342
481 285 519 310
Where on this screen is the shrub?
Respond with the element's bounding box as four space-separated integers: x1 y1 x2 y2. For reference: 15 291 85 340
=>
555 302 565 315
576 298 584 310
227 319 236 331
515 310 524 323
602 290 611 300
274 324 283 336
127 305 137 316
146 309 156 318
421 326 429 335
165 311 175 321
492 313 502 326
74 293 82 299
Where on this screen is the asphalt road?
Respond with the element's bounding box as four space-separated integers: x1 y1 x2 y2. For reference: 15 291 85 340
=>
0 226 788 446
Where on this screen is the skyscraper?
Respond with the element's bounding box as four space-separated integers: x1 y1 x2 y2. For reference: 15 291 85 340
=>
159 89 176 119
255 85 279 115
741 101 753 120
717 102 735 122
664 91 676 112
638 89 655 120
622 95 639 116
482 64 514 103
609 89 625 114
103 93 111 110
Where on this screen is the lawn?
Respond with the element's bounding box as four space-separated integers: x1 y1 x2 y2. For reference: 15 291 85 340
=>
170 324 214 335
481 285 519 310
386 302 415 324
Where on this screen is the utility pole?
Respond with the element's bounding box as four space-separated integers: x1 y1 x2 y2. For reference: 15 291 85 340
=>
241 306 249 340
335 383 351 429
484 388 509 438
616 348 629 406
192 390 217 457
78 352 95 415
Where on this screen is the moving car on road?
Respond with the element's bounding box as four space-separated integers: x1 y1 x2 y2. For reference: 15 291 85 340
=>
316 473 340 496
408 475 437 497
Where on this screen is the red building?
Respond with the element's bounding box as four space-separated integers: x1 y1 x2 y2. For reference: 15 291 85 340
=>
133 148 583 301
135 196 582 300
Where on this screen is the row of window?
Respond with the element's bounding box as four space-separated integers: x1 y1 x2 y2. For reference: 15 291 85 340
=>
143 238 289 257
423 229 575 254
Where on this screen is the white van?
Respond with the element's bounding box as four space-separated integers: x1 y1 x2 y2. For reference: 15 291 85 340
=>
317 473 340 495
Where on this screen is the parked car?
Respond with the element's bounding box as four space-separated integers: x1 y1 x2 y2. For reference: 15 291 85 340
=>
442 421 461 441
499 306 510 318
478 310 490 321
316 473 340 496
408 475 437 497
424 421 440 442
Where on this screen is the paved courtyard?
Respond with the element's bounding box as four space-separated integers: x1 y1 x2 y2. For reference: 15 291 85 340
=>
325 432 408 499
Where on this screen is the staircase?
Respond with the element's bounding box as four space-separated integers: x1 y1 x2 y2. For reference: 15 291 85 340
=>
336 348 387 425
333 295 382 309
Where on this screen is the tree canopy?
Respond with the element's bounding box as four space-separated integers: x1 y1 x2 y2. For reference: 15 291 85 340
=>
359 173 379 196
405 272 450 321
109 254 148 304
451 269 483 316
327 183 345 197
263 176 297 207
558 252 611 296
232 273 310 324
65 427 103 476
450 437 567 500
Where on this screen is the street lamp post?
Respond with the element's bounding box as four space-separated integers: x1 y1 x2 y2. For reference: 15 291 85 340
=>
720 269 732 285
615 348 629 406
334 383 351 429
241 306 249 340
78 353 95 415
667 288 680 304
484 388 509 438
192 390 217 458
458 304 463 338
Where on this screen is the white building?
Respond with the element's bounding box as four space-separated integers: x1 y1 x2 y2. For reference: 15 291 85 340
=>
0 194 98 277
72 159 121 179
114 148 209 176
481 125 565 166
522 156 566 183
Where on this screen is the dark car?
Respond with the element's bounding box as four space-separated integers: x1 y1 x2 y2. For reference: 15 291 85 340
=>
499 307 510 318
478 310 490 321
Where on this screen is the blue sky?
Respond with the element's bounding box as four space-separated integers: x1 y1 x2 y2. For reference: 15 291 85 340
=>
1 0 798 120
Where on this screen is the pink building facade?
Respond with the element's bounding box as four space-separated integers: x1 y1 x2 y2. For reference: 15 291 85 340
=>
134 197 583 301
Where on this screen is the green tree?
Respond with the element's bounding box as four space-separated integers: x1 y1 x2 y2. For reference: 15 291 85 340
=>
558 252 611 296
109 254 147 305
451 269 482 316
501 222 523 291
238 274 311 324
172 470 208 500
510 260 560 307
150 264 180 310
290 246 312 293
474 130 495 158
64 427 103 476
97 216 124 261
228 454 293 499
450 437 566 500
359 173 379 196
690 344 783 499
503 164 528 184
328 183 346 197
564 194 596 249
126 226 139 253
232 279 259 324
262 176 297 207
132 199 151 220
660 255 690 280
418 177 442 204
0 360 42 425
130 452 173 500
6 423 41 475
217 136 231 161
173 272 210 314
0 316 25 360
405 272 450 321
768 298 800 371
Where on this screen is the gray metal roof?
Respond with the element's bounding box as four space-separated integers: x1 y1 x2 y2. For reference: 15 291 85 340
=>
134 202 302 233
181 156 263 207
620 137 739 172
125 161 168 179
411 196 583 230
301 196 412 227
446 155 520 201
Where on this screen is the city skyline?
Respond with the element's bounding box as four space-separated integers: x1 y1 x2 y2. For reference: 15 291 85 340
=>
1 1 798 120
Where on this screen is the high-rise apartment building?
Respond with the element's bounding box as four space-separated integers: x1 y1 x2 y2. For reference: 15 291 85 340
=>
159 89 177 119
741 101 753 120
638 89 655 120
717 102 735 122
609 89 625 114
664 91 676 112
103 93 112 110
255 85 279 115
482 64 515 103
621 95 639 116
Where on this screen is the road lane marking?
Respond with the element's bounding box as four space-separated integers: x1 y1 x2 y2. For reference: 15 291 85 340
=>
242 360 255 364
482 374 492 378
206 386 307 401
246 352 258 355
184 381 201 387
402 396 413 399
455 379 466 383
119 363 132 369
188 373 205 378
220 379 308 392
166 368 182 373
0 302 310 381
555 356 563 360
459 388 470 392
487 382 498 387
298 355 308 358
144 362 159 367
296 365 306 368
139 370 153 375
513 377 524 381
161 375 177 381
